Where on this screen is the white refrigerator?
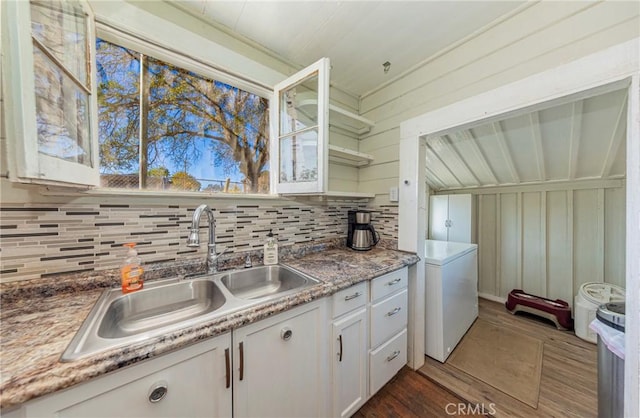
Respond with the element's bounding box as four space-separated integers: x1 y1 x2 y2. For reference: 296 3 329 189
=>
424 239 478 362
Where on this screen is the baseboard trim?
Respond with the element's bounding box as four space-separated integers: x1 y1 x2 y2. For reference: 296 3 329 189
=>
478 293 507 304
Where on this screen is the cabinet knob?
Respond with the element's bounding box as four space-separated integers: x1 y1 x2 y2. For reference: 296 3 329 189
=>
148 381 168 403
281 327 293 341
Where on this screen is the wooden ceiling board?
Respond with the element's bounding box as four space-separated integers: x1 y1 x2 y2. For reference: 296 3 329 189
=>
576 90 628 179
538 103 573 181
471 125 518 185
500 114 540 183
426 89 628 190
175 0 525 96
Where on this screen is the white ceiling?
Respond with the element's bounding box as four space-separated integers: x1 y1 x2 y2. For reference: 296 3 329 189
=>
172 1 525 98
425 89 628 191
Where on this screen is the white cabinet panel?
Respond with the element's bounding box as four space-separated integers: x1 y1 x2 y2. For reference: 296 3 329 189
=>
24 334 232 418
429 195 449 241
333 281 367 318
370 268 408 302
370 289 408 349
429 194 473 243
233 300 328 418
332 308 368 418
369 329 407 396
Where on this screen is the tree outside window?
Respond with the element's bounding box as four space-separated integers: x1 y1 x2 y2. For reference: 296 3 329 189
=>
96 38 270 193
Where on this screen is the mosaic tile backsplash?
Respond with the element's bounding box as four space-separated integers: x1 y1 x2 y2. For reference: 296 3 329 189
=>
0 201 398 282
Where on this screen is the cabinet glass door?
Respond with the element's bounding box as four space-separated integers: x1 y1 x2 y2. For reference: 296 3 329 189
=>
272 58 329 194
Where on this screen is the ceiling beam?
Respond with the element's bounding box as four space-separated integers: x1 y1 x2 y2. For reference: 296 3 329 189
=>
453 130 499 186
491 122 520 183
439 135 481 186
568 100 584 180
425 167 447 190
601 92 628 178
426 143 464 188
529 111 546 182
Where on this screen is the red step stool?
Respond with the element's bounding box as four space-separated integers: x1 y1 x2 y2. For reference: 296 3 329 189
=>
505 289 573 330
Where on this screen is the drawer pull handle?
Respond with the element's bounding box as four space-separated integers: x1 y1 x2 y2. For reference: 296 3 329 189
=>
387 278 401 286
344 292 362 301
338 334 343 362
386 350 401 362
148 381 168 403
386 307 402 316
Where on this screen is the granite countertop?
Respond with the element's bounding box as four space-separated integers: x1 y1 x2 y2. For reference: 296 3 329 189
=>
0 245 419 411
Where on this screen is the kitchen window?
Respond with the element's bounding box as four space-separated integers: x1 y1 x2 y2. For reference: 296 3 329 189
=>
96 38 270 194
2 1 271 195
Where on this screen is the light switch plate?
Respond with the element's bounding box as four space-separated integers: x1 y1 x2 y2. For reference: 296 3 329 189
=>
389 186 399 202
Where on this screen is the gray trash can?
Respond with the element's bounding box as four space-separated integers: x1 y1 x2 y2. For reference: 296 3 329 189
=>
595 302 625 418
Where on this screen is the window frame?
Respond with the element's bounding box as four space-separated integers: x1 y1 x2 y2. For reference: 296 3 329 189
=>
95 24 275 196
2 0 100 187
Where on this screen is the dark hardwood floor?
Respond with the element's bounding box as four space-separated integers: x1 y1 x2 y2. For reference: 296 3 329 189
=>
353 367 485 418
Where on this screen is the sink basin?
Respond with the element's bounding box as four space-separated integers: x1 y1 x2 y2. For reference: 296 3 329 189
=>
98 280 225 339
61 278 228 362
220 265 319 299
61 265 321 362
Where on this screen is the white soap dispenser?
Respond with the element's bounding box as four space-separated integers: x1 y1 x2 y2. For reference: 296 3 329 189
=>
263 229 278 265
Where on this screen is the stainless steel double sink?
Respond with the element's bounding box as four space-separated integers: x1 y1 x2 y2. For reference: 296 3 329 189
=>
61 265 320 362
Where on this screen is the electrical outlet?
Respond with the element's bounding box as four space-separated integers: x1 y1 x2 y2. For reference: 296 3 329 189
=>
389 186 399 202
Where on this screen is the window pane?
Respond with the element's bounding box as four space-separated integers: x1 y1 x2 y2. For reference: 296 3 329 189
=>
279 130 318 183
279 73 319 136
31 0 87 87
33 46 91 166
96 38 270 194
96 39 140 188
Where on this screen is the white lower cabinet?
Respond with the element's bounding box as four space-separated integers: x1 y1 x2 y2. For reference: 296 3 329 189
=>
329 267 409 416
368 269 409 398
15 268 411 418
23 333 232 418
331 281 368 418
233 299 328 418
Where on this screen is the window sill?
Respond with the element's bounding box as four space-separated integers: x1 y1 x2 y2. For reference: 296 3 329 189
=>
39 187 287 202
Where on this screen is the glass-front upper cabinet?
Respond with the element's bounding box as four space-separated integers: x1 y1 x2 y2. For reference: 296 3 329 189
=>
271 58 330 194
2 0 99 186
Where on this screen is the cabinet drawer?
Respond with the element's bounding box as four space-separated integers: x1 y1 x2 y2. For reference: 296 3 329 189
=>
370 289 408 348
369 329 407 396
332 282 368 318
371 268 407 302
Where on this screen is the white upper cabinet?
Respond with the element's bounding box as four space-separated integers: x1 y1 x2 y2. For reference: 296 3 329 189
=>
2 0 100 187
272 58 375 197
429 194 474 243
272 58 330 194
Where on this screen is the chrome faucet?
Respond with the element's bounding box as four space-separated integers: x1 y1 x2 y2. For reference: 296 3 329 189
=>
187 204 225 274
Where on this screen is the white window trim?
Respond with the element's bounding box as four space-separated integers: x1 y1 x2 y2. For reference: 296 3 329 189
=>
2 0 100 187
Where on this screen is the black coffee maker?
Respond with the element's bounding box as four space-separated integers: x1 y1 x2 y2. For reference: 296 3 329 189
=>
347 210 380 251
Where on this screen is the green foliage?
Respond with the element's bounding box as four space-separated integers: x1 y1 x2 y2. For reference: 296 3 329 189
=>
171 171 201 191
96 38 270 192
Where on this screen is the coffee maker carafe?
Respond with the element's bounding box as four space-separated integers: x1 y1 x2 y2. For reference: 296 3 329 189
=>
347 210 380 251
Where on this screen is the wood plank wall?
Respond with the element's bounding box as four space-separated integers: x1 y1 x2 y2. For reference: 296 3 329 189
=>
445 182 626 305
357 2 639 205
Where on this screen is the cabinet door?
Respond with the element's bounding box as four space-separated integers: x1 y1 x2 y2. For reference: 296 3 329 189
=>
24 334 232 418
2 0 100 186
332 307 368 418
429 195 449 240
448 194 472 243
272 58 330 194
233 300 328 418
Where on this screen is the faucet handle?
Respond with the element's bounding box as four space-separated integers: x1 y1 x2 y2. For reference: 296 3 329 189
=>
244 253 253 268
